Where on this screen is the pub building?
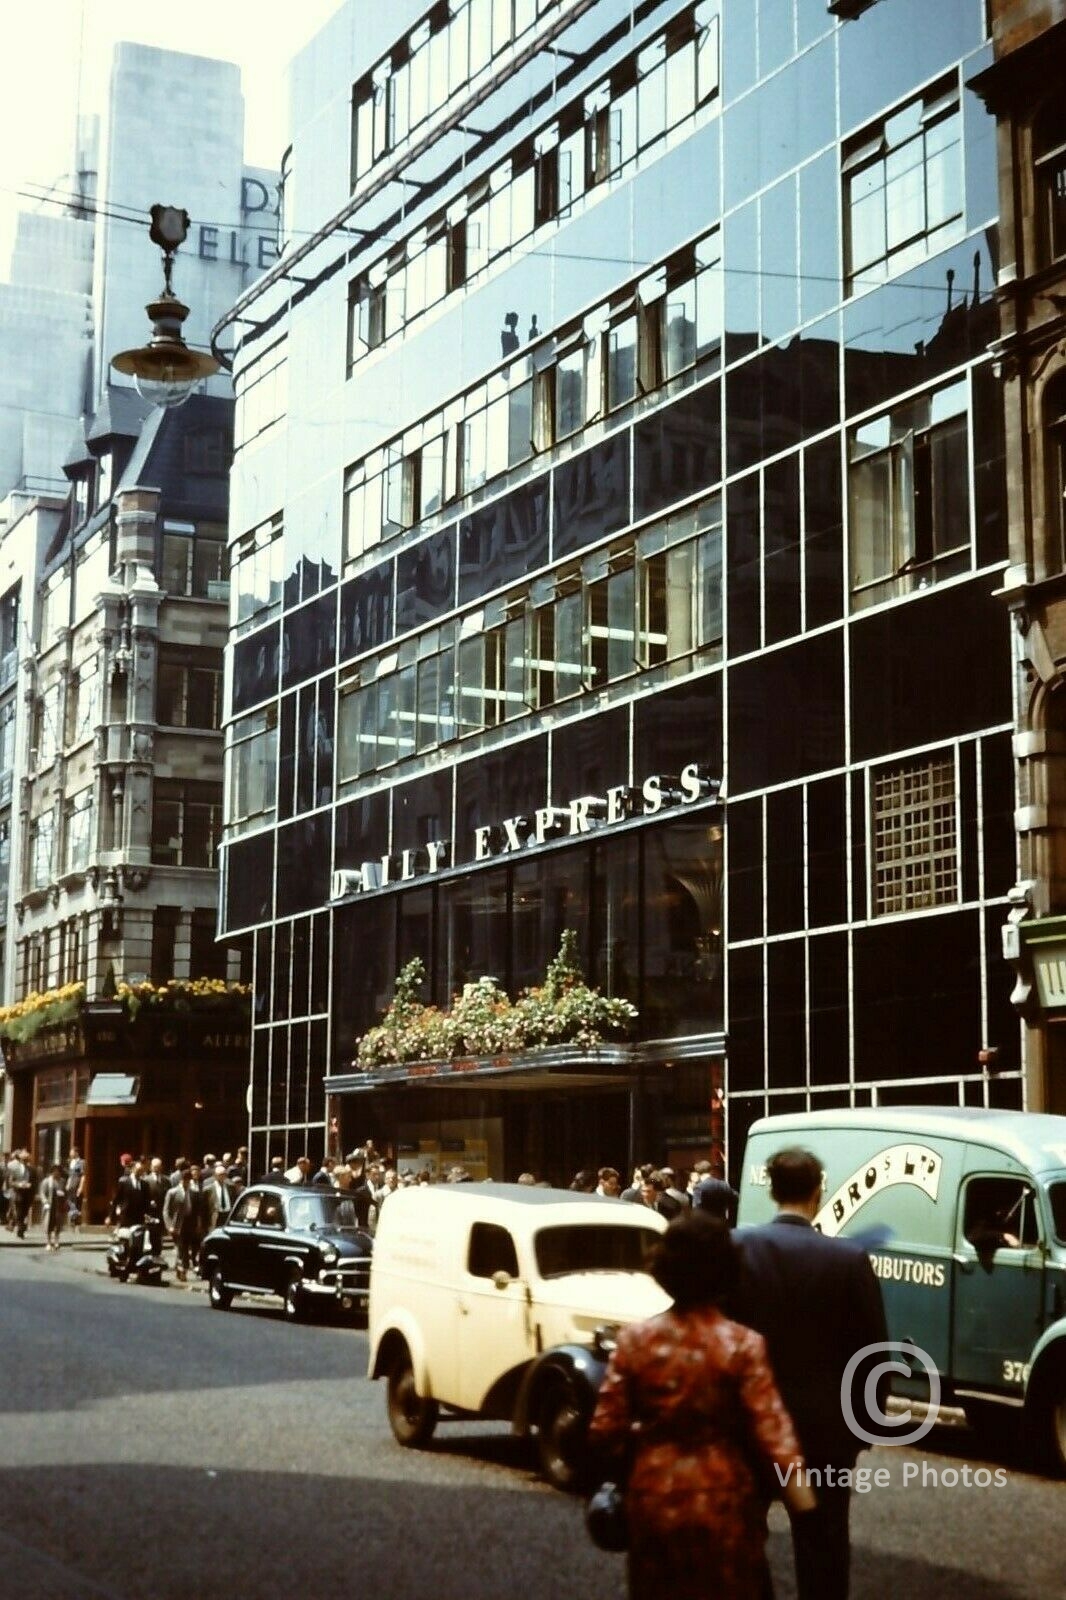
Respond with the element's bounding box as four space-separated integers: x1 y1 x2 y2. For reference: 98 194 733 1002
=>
218 0 1021 1186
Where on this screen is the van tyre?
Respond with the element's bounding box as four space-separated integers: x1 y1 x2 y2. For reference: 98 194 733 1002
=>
209 1268 233 1311
535 1373 586 1492
387 1347 439 1447
1025 1358 1066 1475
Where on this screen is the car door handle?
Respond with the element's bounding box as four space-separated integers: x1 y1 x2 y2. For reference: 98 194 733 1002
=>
458 1299 469 1315
952 1253 976 1274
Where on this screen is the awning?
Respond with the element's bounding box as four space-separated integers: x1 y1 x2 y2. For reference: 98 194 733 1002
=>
86 1073 140 1107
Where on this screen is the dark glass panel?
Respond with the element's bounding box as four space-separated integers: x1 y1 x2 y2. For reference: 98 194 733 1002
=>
843 237 998 420
310 913 330 1014
726 797 763 943
308 1019 327 1121
590 834 641 1005
766 786 804 935
838 0 983 133
632 671 723 779
727 473 760 656
254 926 271 1024
850 582 1012 762
339 562 394 663
512 849 590 995
272 922 291 1023
289 1021 309 1124
959 741 979 903
440 867 509 996
642 818 724 1037
727 332 840 474
296 684 316 814
314 685 335 809
397 886 435 996
276 812 332 918
728 630 844 791
760 175 799 344
333 897 397 1055
809 931 849 1086
291 915 311 1018
277 692 296 823
981 733 1015 901
767 939 806 1088
269 1029 288 1122
850 769 867 923
225 833 274 930
724 201 760 365
251 1029 269 1123
988 1075 1023 1111
551 707 630 806
395 525 456 634
334 791 390 869
282 590 337 690
852 910 981 1082
232 622 280 715
454 737 548 865
763 453 801 646
972 362 1007 569
803 435 843 629
458 477 550 604
807 775 847 928
726 946 764 1093
392 768 453 859
553 434 630 560
984 906 1021 1078
633 384 722 522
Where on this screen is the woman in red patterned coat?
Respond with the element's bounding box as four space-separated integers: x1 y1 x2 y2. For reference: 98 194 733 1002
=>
588 1211 815 1599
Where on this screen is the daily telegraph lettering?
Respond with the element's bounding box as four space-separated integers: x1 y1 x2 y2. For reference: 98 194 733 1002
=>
337 765 719 898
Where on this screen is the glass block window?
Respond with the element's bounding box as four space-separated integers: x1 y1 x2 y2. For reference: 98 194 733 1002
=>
872 756 957 915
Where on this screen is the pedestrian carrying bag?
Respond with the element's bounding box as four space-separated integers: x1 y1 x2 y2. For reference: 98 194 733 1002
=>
585 1481 628 1552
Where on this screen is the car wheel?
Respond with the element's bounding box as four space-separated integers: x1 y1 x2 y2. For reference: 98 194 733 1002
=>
209 1268 233 1311
535 1374 587 1492
283 1271 306 1321
387 1347 439 1448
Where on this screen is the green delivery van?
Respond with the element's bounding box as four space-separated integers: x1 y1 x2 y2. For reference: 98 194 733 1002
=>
737 1107 1066 1471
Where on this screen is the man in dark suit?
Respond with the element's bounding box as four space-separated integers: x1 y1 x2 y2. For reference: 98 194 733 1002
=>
109 1156 148 1227
732 1147 887 1600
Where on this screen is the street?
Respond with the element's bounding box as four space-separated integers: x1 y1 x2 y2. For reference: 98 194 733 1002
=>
0 1243 1063 1600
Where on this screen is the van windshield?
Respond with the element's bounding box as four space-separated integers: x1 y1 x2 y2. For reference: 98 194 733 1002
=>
1049 1182 1066 1243
534 1224 660 1279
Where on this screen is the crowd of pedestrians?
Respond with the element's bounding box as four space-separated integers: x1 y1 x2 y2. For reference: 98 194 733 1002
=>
2 1147 85 1244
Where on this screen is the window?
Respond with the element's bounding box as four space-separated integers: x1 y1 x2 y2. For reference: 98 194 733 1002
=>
29 810 55 890
185 425 232 476
190 908 227 979
1034 99 1066 266
844 77 963 290
1045 372 1066 572
467 1222 519 1279
0 702 16 778
962 1177 1040 1251
161 522 228 599
151 780 222 868
231 513 283 633
586 557 636 687
32 684 61 769
64 790 93 874
235 341 287 450
38 571 71 650
157 649 222 729
227 705 278 829
872 756 957 916
151 905 179 984
848 379 970 610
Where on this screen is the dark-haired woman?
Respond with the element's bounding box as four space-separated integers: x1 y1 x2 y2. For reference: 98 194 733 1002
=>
588 1211 814 1599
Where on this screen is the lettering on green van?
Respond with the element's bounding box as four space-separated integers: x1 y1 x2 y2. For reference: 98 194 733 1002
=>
868 1254 946 1287
749 1143 942 1237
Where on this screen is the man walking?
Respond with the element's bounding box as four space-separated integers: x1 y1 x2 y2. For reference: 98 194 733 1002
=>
164 1167 200 1281
731 1146 887 1600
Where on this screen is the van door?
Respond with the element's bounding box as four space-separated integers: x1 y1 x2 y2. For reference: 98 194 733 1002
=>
456 1221 535 1414
952 1173 1045 1396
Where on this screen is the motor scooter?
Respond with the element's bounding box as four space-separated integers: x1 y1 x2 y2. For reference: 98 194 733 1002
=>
106 1219 165 1284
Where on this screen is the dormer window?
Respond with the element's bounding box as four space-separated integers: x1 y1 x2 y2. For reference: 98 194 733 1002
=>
1034 98 1066 266
97 452 113 504
73 473 90 527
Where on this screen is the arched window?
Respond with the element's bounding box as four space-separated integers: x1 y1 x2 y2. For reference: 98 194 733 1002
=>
1034 98 1066 265
1046 371 1066 571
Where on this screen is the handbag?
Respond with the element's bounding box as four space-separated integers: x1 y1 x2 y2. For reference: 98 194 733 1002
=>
585 1480 628 1552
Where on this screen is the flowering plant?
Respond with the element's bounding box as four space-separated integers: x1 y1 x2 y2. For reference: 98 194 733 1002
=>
0 982 85 1043
116 976 251 1019
0 976 251 1042
357 931 637 1067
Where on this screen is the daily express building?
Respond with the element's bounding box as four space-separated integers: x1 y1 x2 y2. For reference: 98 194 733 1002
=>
217 0 1019 1185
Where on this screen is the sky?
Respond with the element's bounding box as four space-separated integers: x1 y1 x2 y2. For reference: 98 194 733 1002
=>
0 0 346 263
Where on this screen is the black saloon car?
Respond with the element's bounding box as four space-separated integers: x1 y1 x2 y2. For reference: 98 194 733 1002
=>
199 1185 373 1320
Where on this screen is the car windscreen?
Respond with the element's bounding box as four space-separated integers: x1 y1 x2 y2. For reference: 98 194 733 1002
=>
1049 1181 1066 1243
286 1194 361 1232
534 1223 660 1279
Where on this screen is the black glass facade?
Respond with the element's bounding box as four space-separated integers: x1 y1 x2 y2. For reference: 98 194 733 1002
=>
221 0 1017 1183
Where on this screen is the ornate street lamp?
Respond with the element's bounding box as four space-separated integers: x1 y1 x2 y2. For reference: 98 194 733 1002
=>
111 205 220 408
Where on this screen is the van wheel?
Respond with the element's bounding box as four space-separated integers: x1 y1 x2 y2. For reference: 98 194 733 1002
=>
535 1374 586 1492
387 1348 438 1447
209 1268 233 1311
1026 1361 1066 1475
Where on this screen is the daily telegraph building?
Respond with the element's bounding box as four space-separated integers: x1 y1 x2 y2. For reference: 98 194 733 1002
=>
218 0 1018 1184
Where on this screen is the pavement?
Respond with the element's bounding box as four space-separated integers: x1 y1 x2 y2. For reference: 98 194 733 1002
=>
0 1222 209 1291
